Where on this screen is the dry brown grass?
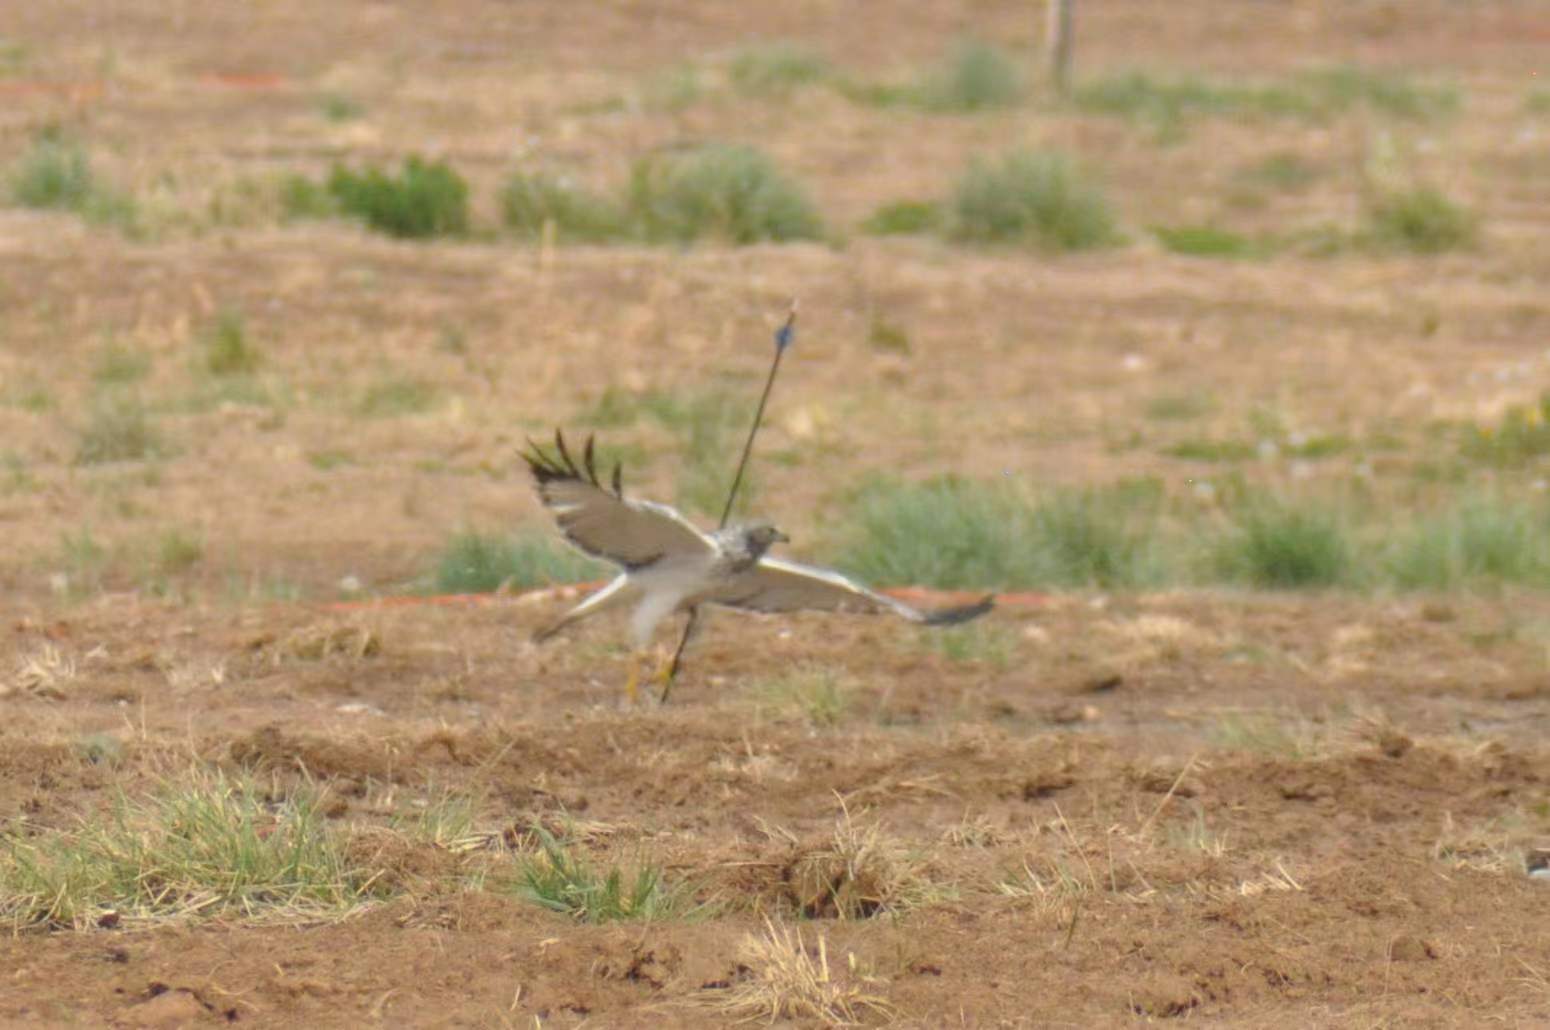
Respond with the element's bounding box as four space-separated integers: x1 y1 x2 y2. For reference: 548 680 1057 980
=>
8 644 78 699
782 803 937 919
711 917 894 1025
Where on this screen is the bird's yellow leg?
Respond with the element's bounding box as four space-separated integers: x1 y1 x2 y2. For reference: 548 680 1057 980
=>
649 644 675 690
624 650 642 704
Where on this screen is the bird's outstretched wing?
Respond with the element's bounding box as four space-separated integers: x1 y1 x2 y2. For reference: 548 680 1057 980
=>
709 556 994 625
523 430 715 569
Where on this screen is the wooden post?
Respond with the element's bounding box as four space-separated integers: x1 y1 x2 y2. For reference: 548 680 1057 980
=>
1046 0 1073 97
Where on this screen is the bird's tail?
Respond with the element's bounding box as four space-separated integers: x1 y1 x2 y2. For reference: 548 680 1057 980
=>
921 594 996 626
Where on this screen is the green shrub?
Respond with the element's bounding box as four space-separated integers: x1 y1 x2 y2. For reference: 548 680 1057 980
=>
432 531 602 594
919 39 1023 112
627 144 822 244
500 171 626 243
1364 187 1475 254
327 157 469 238
949 149 1118 250
9 134 94 209
1212 500 1351 588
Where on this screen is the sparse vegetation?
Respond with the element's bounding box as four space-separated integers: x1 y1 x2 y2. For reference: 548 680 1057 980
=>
1301 64 1459 120
1363 186 1476 253
1208 711 1322 757
753 665 853 727
357 375 436 417
0 770 378 931
327 157 469 238
1152 224 1269 259
432 530 602 594
1388 498 1550 589
500 171 627 243
925 621 1018 668
1235 152 1321 192
728 42 831 97
75 393 164 464
1074 65 1457 141
628 143 823 244
948 149 1119 251
1462 395 1550 467
91 341 152 386
860 199 940 236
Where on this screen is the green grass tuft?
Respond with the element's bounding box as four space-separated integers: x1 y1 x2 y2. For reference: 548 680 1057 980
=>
1212 500 1351 589
316 93 363 122
1363 186 1476 254
628 144 823 245
432 530 602 594
949 149 1119 251
500 171 627 243
513 828 691 923
1151 224 1268 258
860 199 940 236
199 309 261 376
0 770 378 931
327 156 469 239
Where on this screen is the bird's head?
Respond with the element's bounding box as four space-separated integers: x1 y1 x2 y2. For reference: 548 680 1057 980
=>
739 522 789 559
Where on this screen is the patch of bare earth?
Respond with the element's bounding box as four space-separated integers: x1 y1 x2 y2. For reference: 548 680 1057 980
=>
3 0 1550 1025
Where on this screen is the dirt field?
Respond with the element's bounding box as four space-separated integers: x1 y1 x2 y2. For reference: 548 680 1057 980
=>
3 1 1550 1026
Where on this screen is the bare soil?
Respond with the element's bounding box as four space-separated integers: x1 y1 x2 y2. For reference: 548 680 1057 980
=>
2 2 1550 1026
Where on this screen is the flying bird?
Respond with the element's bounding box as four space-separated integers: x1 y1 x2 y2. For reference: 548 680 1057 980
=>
522 430 994 699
